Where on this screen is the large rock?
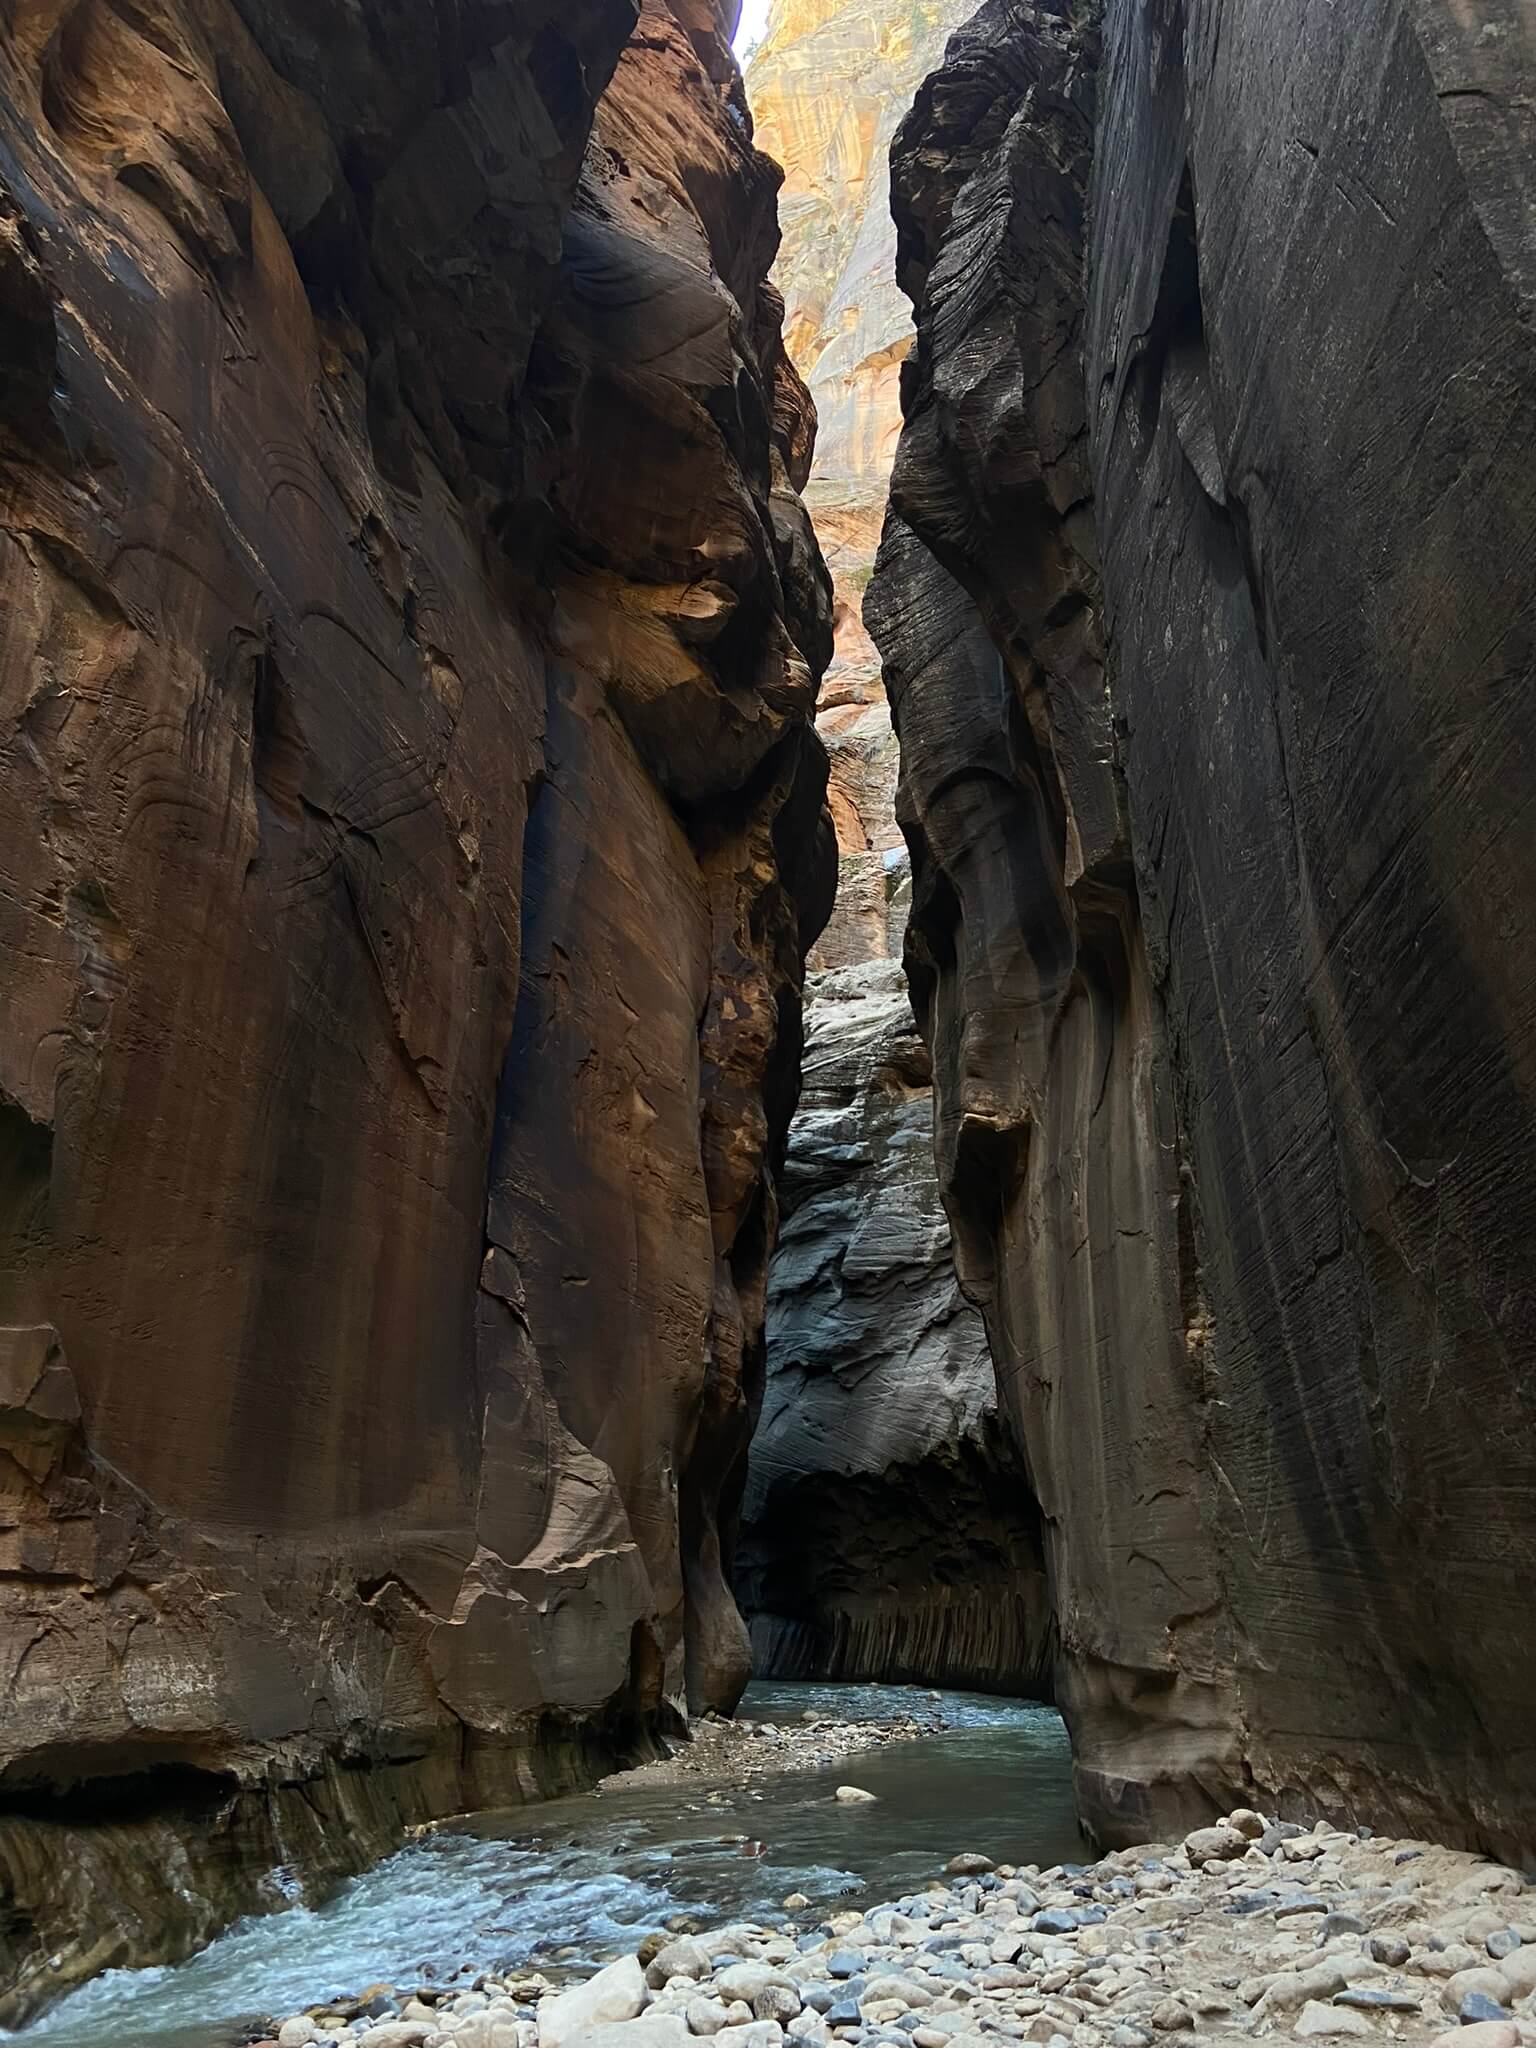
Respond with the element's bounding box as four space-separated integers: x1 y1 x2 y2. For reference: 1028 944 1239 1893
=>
539 1955 647 2048
1084 0 1536 1852
0 0 831 2018
869 0 1536 1856
737 958 1050 1691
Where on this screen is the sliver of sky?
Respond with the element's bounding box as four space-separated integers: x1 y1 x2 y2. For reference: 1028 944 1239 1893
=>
734 0 773 56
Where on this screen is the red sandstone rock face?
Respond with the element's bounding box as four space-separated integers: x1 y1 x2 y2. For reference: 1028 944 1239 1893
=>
0 0 830 2014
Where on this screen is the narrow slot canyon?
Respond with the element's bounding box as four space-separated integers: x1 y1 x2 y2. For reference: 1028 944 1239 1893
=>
0 0 1533 2045
733 0 1052 1702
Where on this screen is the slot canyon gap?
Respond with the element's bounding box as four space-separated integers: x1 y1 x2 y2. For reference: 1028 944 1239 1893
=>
0 0 1532 2027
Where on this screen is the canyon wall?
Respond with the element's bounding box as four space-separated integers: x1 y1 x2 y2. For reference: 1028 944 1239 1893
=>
737 0 1046 1691
0 0 832 2017
746 0 965 971
871 0 1536 1856
736 957 1051 1694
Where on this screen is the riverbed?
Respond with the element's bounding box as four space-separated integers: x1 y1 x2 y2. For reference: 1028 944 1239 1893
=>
10 1684 1081 2048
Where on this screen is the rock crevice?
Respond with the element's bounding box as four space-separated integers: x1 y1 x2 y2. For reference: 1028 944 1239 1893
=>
738 959 1051 1695
736 0 1050 1698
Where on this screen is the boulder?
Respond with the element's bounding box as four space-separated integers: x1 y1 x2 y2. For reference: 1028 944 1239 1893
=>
647 1943 713 1992
1293 2005 1371 2040
1184 1826 1246 1865
715 1967 798 2006
572 2021 693 2048
539 1958 647 2048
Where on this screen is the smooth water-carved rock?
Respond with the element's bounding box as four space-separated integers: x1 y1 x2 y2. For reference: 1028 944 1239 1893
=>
1085 0 1536 1855
0 0 830 2015
872 0 1536 1855
870 0 1215 1837
738 959 1049 1692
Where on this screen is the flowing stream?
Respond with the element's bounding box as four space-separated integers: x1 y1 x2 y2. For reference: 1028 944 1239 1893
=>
12 1683 1082 2048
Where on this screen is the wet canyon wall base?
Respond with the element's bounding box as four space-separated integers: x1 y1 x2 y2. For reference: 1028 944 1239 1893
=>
870 0 1536 1855
0 0 832 2019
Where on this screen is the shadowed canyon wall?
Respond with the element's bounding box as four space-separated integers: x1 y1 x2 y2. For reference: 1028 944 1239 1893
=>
737 956 1051 1693
0 0 833 2016
870 0 1536 1856
736 0 1048 1690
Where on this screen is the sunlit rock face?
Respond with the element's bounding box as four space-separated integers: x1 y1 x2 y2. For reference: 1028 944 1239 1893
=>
745 0 962 593
746 0 969 974
0 0 832 2015
737 0 1046 1694
871 0 1536 1856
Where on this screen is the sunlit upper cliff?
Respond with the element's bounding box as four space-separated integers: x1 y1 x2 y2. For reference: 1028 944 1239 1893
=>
746 0 967 964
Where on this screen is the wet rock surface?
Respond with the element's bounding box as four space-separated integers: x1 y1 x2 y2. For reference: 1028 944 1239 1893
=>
0 0 831 2016
869 0 1536 1849
263 1813 1536 2048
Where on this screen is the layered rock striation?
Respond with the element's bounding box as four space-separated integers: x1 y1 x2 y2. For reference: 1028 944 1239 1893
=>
746 0 969 975
0 0 832 2016
736 0 1047 1695
871 0 1536 1857
736 958 1051 1693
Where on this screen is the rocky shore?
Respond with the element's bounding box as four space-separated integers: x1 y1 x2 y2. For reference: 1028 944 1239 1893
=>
263 1811 1536 2048
594 1704 950 1793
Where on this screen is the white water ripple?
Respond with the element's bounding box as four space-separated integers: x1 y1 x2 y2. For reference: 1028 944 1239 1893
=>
10 1684 1078 2048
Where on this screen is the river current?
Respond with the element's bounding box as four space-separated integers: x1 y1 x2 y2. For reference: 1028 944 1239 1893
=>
12 1682 1082 2048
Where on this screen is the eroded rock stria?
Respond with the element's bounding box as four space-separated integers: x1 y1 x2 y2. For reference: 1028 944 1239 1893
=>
0 0 832 2015
870 0 1536 1854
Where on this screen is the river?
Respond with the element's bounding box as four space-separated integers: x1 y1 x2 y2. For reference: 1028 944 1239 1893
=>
11 1683 1082 2048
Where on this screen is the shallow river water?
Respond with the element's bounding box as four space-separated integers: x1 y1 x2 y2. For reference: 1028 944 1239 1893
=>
12 1682 1082 2048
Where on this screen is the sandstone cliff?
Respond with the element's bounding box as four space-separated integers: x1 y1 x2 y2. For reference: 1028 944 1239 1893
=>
746 0 967 974
870 0 1536 1857
745 0 961 631
0 0 831 2016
